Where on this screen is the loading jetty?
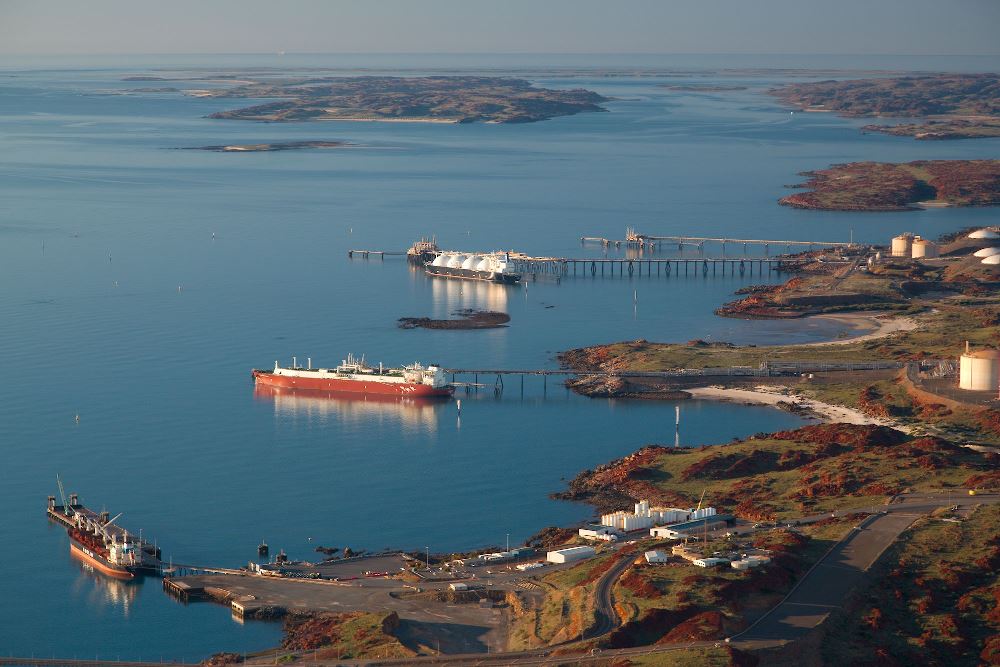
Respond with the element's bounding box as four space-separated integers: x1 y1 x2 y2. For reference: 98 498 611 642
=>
583 226 858 252
444 360 903 395
47 489 162 575
348 246 825 279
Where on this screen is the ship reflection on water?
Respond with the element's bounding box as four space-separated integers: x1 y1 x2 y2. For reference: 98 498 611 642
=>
428 271 511 314
69 548 139 616
253 385 443 434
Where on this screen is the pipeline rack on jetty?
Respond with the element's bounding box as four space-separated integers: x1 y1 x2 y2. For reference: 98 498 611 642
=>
583 227 857 252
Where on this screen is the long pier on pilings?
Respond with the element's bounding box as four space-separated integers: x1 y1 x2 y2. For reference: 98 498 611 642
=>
583 229 857 253
507 256 822 278
347 249 407 259
444 361 903 394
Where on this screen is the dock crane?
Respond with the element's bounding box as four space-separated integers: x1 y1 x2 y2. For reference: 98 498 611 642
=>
56 474 72 517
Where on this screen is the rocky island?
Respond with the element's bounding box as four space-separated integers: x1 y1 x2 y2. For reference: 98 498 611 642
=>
398 309 510 330
771 73 1000 139
198 75 608 124
183 140 350 152
779 159 1000 211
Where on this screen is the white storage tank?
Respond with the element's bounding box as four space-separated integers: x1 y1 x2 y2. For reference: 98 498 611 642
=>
911 237 939 259
430 254 449 267
890 233 914 257
983 255 1000 266
461 255 482 270
959 348 1000 391
446 255 466 269
974 247 1000 258
546 546 596 564
968 228 1000 240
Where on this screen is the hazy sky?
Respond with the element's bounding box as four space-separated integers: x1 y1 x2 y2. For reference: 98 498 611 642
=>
1 0 999 56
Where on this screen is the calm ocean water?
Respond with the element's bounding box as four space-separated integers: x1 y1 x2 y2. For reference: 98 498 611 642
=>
1 53 998 658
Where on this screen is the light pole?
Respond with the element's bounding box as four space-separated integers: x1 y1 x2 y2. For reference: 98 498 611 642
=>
425 546 430 570
506 533 510 553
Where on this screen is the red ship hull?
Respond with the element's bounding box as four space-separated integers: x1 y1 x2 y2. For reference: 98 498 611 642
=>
252 370 453 397
69 541 135 580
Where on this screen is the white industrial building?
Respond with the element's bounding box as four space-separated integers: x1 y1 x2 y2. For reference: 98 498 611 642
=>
546 546 596 564
579 526 618 542
600 500 716 532
644 550 669 564
692 557 729 568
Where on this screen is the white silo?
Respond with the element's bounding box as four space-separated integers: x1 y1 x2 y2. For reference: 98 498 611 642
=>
890 233 914 257
959 345 1000 391
911 237 939 259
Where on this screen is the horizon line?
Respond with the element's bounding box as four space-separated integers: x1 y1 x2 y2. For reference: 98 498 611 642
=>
2 50 1000 58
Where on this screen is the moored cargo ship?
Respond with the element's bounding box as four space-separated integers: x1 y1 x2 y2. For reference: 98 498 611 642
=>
68 526 141 579
47 489 161 579
252 354 454 397
426 251 520 284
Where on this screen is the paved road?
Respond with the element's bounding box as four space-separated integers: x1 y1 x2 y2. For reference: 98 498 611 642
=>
584 550 633 638
736 491 997 642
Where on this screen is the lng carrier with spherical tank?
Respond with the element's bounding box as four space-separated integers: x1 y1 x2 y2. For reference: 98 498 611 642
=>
426 251 521 284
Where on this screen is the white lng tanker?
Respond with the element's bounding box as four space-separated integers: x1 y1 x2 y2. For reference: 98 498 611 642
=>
425 251 521 284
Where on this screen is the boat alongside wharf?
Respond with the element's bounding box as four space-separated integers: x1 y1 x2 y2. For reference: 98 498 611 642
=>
47 491 162 575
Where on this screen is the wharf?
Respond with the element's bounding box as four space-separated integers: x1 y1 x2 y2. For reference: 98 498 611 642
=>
584 227 857 251
347 249 406 258
443 361 903 395
46 493 162 570
506 254 813 279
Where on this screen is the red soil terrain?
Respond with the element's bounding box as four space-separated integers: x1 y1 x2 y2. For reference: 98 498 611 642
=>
779 160 1000 211
556 424 989 523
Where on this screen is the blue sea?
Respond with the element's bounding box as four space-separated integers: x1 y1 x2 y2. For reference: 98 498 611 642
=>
1 53 998 659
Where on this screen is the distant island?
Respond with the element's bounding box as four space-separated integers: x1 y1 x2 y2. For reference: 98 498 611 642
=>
196 76 608 124
780 160 1000 211
661 84 747 92
770 74 1000 139
182 140 350 152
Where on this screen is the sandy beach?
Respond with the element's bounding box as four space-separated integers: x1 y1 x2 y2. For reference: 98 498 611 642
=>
799 312 919 346
685 384 892 426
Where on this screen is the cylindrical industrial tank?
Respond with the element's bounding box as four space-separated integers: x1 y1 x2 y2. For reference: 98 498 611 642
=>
890 233 914 257
974 247 1000 258
911 238 939 258
968 228 1000 240
959 349 1000 391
